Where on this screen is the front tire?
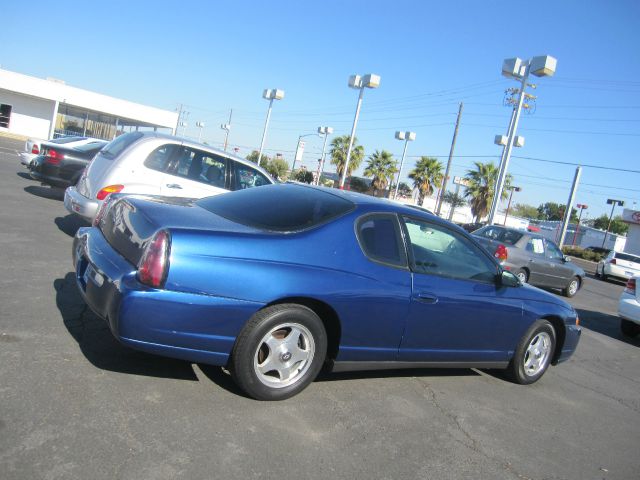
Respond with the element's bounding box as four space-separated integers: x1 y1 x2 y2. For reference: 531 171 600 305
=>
620 318 640 337
563 276 580 297
515 269 528 284
507 320 556 385
230 304 327 400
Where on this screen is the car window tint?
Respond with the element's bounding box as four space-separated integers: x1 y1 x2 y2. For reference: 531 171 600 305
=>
403 217 497 283
526 238 545 255
101 132 143 158
196 184 354 232
144 144 178 173
502 230 523 245
477 226 503 240
545 241 564 260
202 155 227 188
356 214 407 268
232 162 271 190
615 252 640 263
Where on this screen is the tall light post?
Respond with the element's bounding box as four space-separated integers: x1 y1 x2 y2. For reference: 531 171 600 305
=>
339 73 380 189
602 198 624 248
257 88 284 167
503 186 521 225
316 126 333 185
572 203 588 246
179 121 188 136
392 131 416 199
195 121 205 142
220 108 232 151
291 132 320 173
487 55 557 225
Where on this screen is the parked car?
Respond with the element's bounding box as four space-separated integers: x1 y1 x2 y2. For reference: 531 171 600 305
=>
595 251 640 282
619 276 640 337
472 225 585 297
64 132 274 222
29 140 107 188
459 222 486 233
73 184 581 400
20 136 105 168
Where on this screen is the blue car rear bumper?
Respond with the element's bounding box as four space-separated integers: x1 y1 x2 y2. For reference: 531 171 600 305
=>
73 227 262 366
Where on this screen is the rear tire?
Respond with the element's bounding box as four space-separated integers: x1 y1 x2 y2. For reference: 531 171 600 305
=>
507 320 556 385
620 318 640 337
515 269 528 284
229 304 327 401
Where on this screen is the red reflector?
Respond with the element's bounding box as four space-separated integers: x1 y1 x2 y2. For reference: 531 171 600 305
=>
625 278 636 295
96 184 124 200
138 230 171 288
494 244 508 262
31 144 40 154
45 149 64 165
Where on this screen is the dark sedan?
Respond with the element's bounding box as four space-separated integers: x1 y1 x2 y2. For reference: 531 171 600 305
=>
472 225 585 297
72 184 581 400
30 140 106 188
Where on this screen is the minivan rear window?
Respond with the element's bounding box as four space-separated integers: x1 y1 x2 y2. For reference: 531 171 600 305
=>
196 184 354 232
101 132 143 159
615 252 640 263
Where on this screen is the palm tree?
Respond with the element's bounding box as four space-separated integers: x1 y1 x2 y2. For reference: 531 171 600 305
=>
363 150 397 197
442 190 467 209
330 135 364 181
408 156 443 206
464 161 512 222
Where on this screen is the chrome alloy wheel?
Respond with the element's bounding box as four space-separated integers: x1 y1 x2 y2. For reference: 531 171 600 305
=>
516 271 527 283
253 322 315 388
567 279 579 296
523 332 552 377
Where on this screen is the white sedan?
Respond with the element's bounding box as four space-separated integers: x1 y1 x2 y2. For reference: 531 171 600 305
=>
619 275 640 337
596 251 640 282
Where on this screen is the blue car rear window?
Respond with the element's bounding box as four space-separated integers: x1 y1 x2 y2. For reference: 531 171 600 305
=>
196 184 355 232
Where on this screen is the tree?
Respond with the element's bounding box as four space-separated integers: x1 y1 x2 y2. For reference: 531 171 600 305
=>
408 156 443 206
442 190 467 209
463 161 512 222
246 150 270 165
330 135 364 180
537 202 577 222
264 157 289 181
292 168 314 184
511 203 540 220
588 214 629 236
363 150 397 197
397 182 412 198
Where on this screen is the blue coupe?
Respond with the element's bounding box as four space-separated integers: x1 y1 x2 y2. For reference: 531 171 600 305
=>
72 184 581 400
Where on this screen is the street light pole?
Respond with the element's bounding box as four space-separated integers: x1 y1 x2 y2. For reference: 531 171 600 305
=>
316 126 333 185
196 121 205 142
291 132 320 173
435 102 463 215
221 108 232 151
257 89 284 167
572 203 588 246
393 131 416 199
503 186 521 225
602 198 625 248
339 74 380 189
487 55 557 225
558 166 583 248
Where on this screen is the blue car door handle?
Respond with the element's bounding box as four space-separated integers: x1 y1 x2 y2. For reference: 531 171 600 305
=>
416 293 438 304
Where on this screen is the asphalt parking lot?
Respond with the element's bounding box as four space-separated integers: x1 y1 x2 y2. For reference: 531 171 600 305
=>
0 136 638 480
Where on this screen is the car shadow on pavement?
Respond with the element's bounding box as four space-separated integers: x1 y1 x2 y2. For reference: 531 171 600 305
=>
24 185 65 201
54 272 199 381
16 171 32 180
197 365 251 398
577 308 640 347
315 367 480 383
55 214 90 237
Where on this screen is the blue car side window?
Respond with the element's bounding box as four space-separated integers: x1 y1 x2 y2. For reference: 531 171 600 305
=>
356 214 407 268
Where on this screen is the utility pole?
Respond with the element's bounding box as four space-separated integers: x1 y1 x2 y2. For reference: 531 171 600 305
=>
558 166 582 248
601 198 625 248
435 102 463 216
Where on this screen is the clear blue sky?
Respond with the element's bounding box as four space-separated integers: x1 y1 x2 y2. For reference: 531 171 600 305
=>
3 0 639 218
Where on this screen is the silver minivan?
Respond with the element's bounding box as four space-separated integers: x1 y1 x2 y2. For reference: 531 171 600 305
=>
64 132 274 221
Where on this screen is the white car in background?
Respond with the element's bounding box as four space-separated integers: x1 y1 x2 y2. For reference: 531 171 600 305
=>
64 131 274 222
20 136 106 168
619 275 640 337
596 250 640 282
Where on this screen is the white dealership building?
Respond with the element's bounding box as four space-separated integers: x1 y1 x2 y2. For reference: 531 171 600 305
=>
0 68 178 141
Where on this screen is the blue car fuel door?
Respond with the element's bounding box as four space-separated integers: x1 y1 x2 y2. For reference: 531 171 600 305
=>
398 217 522 364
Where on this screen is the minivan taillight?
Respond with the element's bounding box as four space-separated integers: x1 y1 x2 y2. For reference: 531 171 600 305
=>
624 278 636 295
137 230 171 288
610 258 617 265
96 184 124 200
494 244 508 262
45 149 64 165
31 144 40 154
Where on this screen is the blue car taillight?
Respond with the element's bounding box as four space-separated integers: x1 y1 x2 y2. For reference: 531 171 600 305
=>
137 230 171 288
